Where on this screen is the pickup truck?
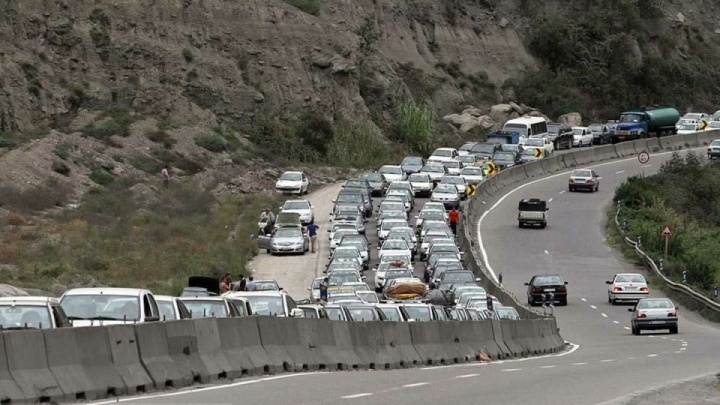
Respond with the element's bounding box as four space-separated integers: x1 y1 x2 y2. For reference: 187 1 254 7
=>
545 122 574 150
518 198 548 229
521 136 554 155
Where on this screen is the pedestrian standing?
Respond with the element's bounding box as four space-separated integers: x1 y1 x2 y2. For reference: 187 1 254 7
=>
306 221 319 253
449 207 459 236
234 275 247 291
319 277 329 303
161 165 170 187
246 276 257 292
220 273 231 293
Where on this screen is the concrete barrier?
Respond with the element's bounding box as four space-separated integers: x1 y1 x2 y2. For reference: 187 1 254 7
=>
571 148 596 166
614 141 637 157
645 137 661 153
193 318 235 380
632 139 649 154
135 322 189 390
408 321 453 365
295 318 340 371
216 317 275 376
5 330 64 403
378 322 423 368
330 322 365 369
478 181 492 201
523 161 545 178
457 320 505 360
0 333 26 404
106 325 153 395
44 328 102 401
488 319 512 358
257 316 317 372
164 320 212 384
512 321 545 356
660 134 687 150
349 322 399 370
499 165 526 187
74 327 127 398
539 155 563 174
592 144 619 161
499 320 525 357
438 322 473 363
484 175 500 194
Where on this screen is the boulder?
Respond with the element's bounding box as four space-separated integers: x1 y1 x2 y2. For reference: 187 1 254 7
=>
490 103 514 114
499 18 509 28
459 120 481 134
478 116 495 130
558 112 583 127
461 107 485 117
443 113 476 127
0 284 29 297
509 101 524 115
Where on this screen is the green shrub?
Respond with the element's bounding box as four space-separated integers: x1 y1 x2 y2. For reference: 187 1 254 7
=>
129 154 161 174
84 109 137 140
194 134 227 153
51 160 71 176
281 0 319 16
145 130 176 149
150 148 204 175
182 48 194 63
395 100 436 156
53 143 71 160
327 121 401 168
89 168 114 185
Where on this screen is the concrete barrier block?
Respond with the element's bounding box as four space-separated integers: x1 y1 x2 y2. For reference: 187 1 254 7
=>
216 317 277 376
348 322 399 370
0 333 26 404
485 176 499 194
408 321 454 365
539 155 562 174
446 322 485 362
699 129 720 145
488 319 512 359
499 320 525 357
295 318 341 371
500 166 526 187
479 181 493 200
164 320 212 384
43 328 102 401
571 148 596 166
523 161 545 178
560 152 577 168
614 141 637 157
330 322 364 369
257 316 318 372
464 320 506 360
106 325 153 395
134 322 190 390
5 329 64 403
658 134 685 150
193 318 235 380
74 327 127 398
379 322 423 368
632 139 649 154
592 144 619 161
644 137 661 153
512 321 544 356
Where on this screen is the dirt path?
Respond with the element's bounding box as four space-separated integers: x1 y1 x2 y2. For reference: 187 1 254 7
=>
246 183 343 300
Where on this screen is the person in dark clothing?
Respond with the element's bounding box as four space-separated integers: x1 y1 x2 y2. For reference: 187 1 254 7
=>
234 275 247 291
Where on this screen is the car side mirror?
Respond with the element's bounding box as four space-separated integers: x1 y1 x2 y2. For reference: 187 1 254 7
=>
564 281 568 285
289 308 305 318
306 287 311 291
377 246 381 250
331 199 336 203
605 280 613 284
372 268 377 272
278 206 283 210
361 276 367 281
475 277 481 282
524 282 530 286
627 308 634 312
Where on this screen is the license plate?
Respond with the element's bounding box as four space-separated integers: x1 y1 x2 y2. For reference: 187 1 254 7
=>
649 321 665 325
543 288 555 292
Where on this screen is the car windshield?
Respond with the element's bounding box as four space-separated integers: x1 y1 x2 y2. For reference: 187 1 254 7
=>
325 307 344 320
433 149 453 157
524 138 544 146
363 173 384 182
547 124 560 134
615 274 646 283
254 281 279 291
442 272 474 283
181 300 229 318
381 254 411 263
403 306 431 321
679 124 696 130
435 184 457 193
283 201 309 210
709 123 720 129
457 156 476 163
61 295 140 321
402 157 424 165
462 168 483 175
386 270 413 278
382 240 408 250
533 276 564 286
378 307 401 321
409 174 430 182
346 307 377 321
589 125 603 132
379 166 402 174
619 113 642 123
503 124 528 136
345 180 367 188
459 143 475 151
497 308 518 319
280 172 301 181
275 228 302 238
156 301 176 320
421 165 444 173
380 202 405 211
328 274 360 286
336 194 362 204
572 170 592 177
381 221 406 231
470 144 496 154
522 148 541 156
346 284 370 292
0 305 53 329
493 152 514 160
432 244 458 252
334 249 359 258
442 161 460 169
341 240 366 250
637 299 673 309
420 210 444 219
711 140 720 146
442 176 464 184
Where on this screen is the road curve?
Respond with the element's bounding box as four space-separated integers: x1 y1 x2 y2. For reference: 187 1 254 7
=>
89 149 720 405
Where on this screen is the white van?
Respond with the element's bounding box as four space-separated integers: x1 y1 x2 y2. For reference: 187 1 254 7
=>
502 116 549 139
60 288 161 326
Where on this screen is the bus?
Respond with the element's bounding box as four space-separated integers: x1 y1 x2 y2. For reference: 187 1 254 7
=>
502 116 548 139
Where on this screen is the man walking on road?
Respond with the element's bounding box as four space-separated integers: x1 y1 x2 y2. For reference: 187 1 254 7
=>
449 207 459 236
307 221 319 253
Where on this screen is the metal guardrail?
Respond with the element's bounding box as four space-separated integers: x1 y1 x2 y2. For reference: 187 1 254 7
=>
614 206 720 313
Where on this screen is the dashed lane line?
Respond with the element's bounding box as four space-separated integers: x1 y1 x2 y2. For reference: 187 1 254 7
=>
539 365 557 369
402 383 429 388
455 374 479 379
548 198 553 202
544 250 549 255
624 327 631 330
342 393 373 399
615 170 625 174
581 298 587 302
573 362 587 366
647 354 658 358
601 359 614 363
613 321 620 324
590 305 597 309
601 313 608 318
501 369 522 372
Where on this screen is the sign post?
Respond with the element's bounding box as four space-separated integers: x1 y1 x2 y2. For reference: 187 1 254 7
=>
660 225 673 261
638 151 650 178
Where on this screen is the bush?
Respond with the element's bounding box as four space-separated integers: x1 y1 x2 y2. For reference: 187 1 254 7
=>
0 180 72 213
129 154 162 174
6 214 26 226
84 109 137 140
194 134 228 153
182 48 194 63
151 148 204 175
395 100 436 156
145 130 176 149
53 143 71 160
281 0 319 16
89 168 114 186
51 160 71 176
327 121 402 168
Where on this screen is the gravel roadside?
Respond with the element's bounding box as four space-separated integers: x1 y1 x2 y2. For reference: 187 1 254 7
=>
246 183 343 300
599 372 720 405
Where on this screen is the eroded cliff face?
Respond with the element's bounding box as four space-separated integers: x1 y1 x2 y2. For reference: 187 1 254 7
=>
0 0 540 135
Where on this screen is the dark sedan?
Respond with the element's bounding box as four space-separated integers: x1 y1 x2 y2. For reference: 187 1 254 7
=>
525 274 568 306
401 156 426 174
361 172 389 197
491 150 521 169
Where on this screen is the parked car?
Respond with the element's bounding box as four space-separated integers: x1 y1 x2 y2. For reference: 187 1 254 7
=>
378 165 407 182
400 156 426 174
60 288 162 326
361 172 389 196
225 291 305 318
154 295 192 320
280 199 314 225
568 169 600 192
606 273 649 305
408 173 434 197
430 184 461 209
525 275 568 306
629 298 678 335
428 147 459 163
257 226 310 255
708 139 720 159
492 150 521 169
420 164 449 185
275 171 309 195
440 175 468 200
589 123 611 144
177 297 242 318
0 297 71 329
460 166 485 184
571 127 594 147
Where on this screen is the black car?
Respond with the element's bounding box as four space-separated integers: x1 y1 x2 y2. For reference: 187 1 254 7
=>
588 124 611 145
525 274 568 306
361 172 388 197
491 150 521 169
468 142 503 159
400 156 426 174
342 178 373 201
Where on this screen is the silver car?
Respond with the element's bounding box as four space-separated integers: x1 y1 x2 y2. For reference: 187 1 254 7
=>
460 166 485 184
408 173 434 197
708 139 720 159
629 298 678 335
568 169 599 192
259 227 309 255
606 273 649 305
430 184 460 209
440 175 468 200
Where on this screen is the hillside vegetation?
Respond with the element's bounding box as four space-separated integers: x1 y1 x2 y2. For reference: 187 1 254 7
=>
614 153 720 295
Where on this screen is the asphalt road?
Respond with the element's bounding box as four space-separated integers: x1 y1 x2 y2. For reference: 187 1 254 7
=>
91 148 720 405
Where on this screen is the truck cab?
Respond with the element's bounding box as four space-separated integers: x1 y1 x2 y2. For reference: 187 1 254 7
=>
518 198 548 229
612 106 679 142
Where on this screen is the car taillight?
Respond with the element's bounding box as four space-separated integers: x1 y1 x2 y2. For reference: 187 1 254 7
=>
613 287 623 292
639 287 648 292
568 179 574 183
532 288 543 294
586 179 593 184
668 311 677 317
557 286 566 292
637 312 646 318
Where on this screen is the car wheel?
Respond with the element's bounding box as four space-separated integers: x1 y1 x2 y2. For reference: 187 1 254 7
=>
560 299 567 306
518 222 524 228
527 296 532 306
632 324 639 335
266 249 271 254
540 223 547 229
569 186 574 192
608 295 612 304
595 184 599 192
670 325 678 334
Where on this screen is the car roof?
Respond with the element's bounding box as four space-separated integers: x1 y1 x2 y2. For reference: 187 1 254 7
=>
0 296 58 305
225 291 286 298
282 170 304 175
61 288 149 297
177 297 228 302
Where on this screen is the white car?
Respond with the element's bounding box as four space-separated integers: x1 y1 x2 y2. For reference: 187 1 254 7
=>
379 239 413 263
458 142 477 156
280 199 314 225
460 166 485 184
607 273 649 305
60 288 162 326
414 209 446 232
408 173 434 197
0 297 71 329
428 147 459 163
442 160 462 175
330 246 365 268
430 184 461 209
373 261 411 292
275 171 309 195
378 165 407 182
522 136 555 154
387 227 418 254
420 164 449 185
378 219 410 242
155 295 191 320
440 175 468 199
708 139 720 159
424 202 449 213
420 232 453 260
571 127 594 147
677 123 700 135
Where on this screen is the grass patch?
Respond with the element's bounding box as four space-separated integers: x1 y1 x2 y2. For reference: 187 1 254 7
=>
194 134 228 153
150 148 204 175
394 100 436 156
53 143 72 160
0 182 284 294
83 108 138 141
327 120 403 168
0 131 49 149
51 160 71 176
144 129 176 149
88 168 114 186
0 179 72 213
129 154 162 174
281 0 319 16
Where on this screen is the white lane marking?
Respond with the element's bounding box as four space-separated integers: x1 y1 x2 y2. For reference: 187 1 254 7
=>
615 170 625 174
624 327 631 330
590 305 597 309
539 365 556 369
548 198 553 202
642 164 652 168
501 368 522 372
581 298 587 302
612 321 620 324
674 351 682 354
559 190 565 194
342 393 373 399
601 313 608 318
647 354 658 358
647 336 656 338
402 382 429 388
476 147 702 282
573 362 587 366
671 339 678 341
680 347 686 351
420 342 580 370
601 359 614 363
544 250 549 255
456 374 479 378
627 357 636 360
681 342 688 346
90 373 329 403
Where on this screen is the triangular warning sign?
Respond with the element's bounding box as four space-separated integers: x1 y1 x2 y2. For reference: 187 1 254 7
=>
660 225 673 237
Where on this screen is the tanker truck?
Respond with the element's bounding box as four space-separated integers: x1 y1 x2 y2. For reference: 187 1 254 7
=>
610 106 680 143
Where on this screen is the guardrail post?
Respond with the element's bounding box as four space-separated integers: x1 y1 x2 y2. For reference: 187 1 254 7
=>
498 273 503 286
713 286 718 299
658 259 664 272
682 271 688 283
637 236 642 248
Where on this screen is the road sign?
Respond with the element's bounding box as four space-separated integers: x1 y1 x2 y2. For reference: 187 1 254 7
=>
699 120 708 130
638 151 650 164
533 148 542 158
466 184 476 196
660 225 673 237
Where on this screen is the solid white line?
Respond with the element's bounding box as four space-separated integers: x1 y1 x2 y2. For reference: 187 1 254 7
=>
581 298 587 302
601 313 608 318
615 170 625 174
475 147 702 283
674 351 682 354
623 327 631 330
613 321 620 324
601 359 614 363
419 342 580 371
647 354 658 358
559 190 566 194
590 305 597 309
90 373 328 404
501 368 522 372
342 393 373 399
539 365 557 369
573 362 587 366
402 382 429 388
548 198 553 202
456 374 479 378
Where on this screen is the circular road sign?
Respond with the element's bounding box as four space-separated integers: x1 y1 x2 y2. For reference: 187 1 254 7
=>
638 151 650 164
